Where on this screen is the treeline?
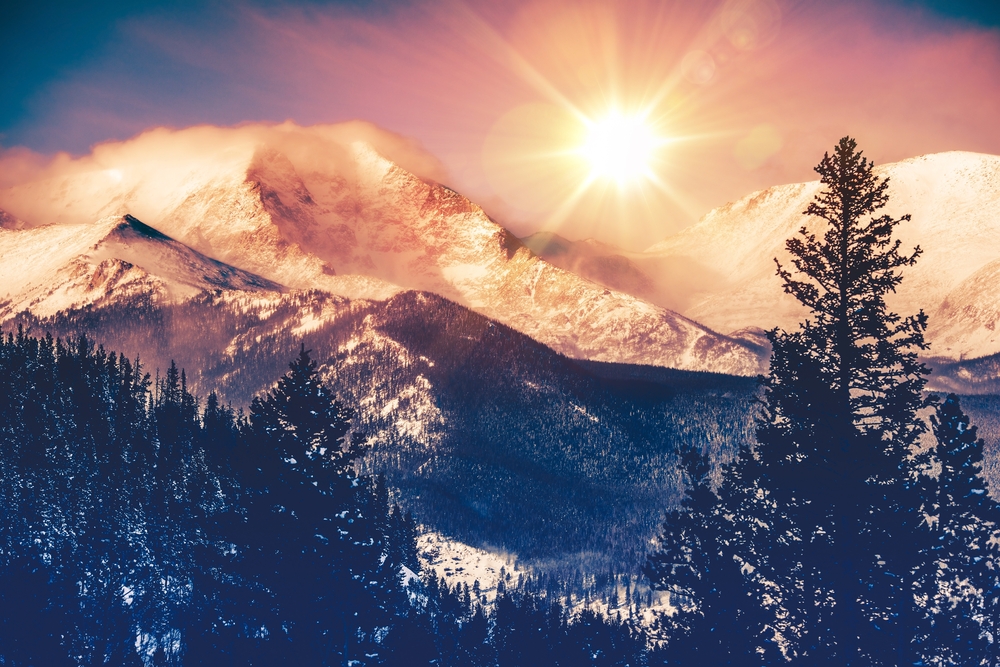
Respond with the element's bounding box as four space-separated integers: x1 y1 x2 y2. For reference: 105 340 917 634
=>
0 331 646 665
644 138 1000 665
15 287 760 588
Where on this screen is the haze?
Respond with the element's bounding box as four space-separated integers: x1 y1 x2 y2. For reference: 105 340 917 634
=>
3 0 1000 250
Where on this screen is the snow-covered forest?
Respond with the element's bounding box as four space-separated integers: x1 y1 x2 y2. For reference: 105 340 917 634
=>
1 137 999 666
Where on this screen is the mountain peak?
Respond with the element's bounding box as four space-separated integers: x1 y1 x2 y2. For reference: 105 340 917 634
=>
0 123 767 375
115 214 173 242
0 214 283 320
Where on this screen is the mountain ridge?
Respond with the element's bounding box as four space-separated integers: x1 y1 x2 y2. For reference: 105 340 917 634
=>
644 151 1000 361
0 124 765 376
0 214 283 320
519 151 1000 374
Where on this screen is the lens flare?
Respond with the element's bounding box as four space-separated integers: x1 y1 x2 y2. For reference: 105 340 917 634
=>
580 112 659 184
473 0 741 245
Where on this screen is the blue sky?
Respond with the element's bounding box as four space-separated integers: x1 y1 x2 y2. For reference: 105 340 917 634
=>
3 0 998 152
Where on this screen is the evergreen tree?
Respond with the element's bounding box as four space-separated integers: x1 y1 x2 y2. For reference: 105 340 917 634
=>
643 448 766 665
236 345 402 664
755 136 932 663
647 137 933 665
913 394 1000 666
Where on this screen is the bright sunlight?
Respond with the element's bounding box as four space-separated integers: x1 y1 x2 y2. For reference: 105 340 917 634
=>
580 112 660 185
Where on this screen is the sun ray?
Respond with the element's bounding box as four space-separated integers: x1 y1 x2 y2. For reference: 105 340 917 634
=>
641 170 709 223
448 1 591 124
461 0 745 248
539 171 600 231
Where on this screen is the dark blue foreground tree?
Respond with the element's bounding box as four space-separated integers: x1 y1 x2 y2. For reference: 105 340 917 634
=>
222 345 410 665
645 137 1000 665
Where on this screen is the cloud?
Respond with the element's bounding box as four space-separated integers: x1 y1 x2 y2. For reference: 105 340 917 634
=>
2 0 999 249
0 121 449 228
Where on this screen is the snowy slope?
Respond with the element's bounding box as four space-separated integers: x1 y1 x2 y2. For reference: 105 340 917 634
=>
643 152 1000 360
172 138 763 374
0 214 282 319
520 231 729 316
521 232 660 304
0 124 764 375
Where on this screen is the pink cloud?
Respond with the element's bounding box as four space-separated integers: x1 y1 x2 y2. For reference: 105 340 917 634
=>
5 0 1000 249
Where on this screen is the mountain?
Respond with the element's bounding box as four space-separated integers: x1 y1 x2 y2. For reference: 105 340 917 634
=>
2 136 999 592
520 231 730 318
9 284 758 579
640 151 1000 369
0 214 281 320
520 232 660 303
0 124 764 376
0 193 759 577
518 152 1000 389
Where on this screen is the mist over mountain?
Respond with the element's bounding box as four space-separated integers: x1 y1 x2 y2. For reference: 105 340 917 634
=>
0 123 764 376
0 122 770 580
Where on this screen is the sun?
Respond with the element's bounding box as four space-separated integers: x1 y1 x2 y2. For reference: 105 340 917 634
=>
579 112 660 185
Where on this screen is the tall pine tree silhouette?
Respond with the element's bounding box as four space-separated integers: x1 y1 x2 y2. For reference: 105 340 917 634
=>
756 137 932 663
648 137 933 665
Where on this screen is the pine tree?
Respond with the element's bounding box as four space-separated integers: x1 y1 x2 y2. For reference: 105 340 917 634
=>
648 137 932 665
643 448 766 664
913 395 1000 666
239 345 404 664
754 136 933 663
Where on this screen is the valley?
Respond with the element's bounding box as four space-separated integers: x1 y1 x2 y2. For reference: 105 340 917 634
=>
1 124 999 619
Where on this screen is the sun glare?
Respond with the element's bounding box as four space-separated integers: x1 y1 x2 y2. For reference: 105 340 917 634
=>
580 113 660 185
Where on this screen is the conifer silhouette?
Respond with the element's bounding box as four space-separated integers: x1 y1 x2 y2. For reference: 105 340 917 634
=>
648 137 936 665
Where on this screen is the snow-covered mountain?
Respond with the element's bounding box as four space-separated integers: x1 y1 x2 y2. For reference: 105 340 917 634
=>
0 123 764 375
520 232 660 304
642 151 1000 362
0 214 281 319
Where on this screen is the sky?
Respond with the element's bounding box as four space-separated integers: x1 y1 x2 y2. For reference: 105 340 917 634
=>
2 0 1000 250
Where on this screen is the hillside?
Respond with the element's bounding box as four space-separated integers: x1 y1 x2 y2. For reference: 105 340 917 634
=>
10 288 758 577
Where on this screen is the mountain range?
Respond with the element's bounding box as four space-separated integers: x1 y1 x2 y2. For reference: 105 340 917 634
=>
1 122 999 580
0 124 762 376
524 151 1000 390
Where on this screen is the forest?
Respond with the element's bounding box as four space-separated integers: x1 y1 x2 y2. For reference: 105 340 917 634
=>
13 288 760 588
1 137 999 665
0 332 650 665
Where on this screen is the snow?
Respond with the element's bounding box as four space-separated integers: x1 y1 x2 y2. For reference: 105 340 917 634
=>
0 215 283 320
571 403 599 423
416 529 681 629
441 262 489 283
332 329 447 450
4 127 999 366
417 530 519 603
643 151 1000 361
0 123 765 375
